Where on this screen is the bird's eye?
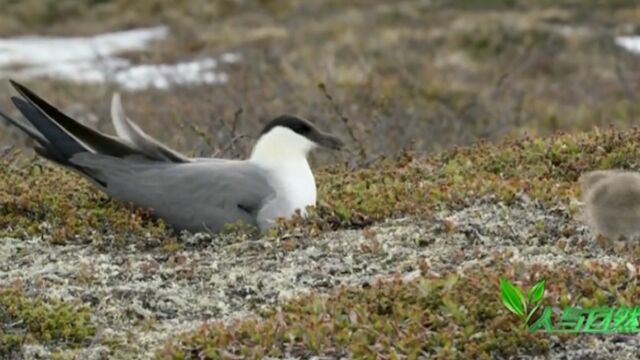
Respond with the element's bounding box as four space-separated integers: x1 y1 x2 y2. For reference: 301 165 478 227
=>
296 124 310 133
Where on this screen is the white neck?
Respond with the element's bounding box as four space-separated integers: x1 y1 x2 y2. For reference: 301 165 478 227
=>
249 127 317 215
250 127 315 160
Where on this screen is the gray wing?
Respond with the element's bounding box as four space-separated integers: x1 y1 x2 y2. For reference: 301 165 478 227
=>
70 153 275 232
110 93 192 163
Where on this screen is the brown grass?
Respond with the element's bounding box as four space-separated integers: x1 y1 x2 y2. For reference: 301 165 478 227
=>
1 0 640 161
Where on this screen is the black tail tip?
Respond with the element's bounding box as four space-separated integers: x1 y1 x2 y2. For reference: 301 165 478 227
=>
9 79 28 95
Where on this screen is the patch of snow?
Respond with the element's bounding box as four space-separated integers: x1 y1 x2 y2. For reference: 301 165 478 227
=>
615 36 640 54
220 52 241 63
0 26 238 90
0 26 168 67
113 58 228 90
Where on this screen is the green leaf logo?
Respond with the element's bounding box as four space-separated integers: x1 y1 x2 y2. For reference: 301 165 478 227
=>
500 278 526 316
526 280 545 324
528 280 545 305
500 278 546 327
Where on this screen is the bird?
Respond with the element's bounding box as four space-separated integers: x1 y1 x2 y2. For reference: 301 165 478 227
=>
0 80 344 233
579 170 640 240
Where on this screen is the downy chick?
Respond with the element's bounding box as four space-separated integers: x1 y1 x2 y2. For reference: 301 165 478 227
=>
580 170 640 240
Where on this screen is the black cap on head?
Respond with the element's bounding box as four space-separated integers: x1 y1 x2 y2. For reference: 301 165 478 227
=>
259 114 344 150
260 114 313 137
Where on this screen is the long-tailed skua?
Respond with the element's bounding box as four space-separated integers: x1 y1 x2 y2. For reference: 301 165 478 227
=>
0 81 344 233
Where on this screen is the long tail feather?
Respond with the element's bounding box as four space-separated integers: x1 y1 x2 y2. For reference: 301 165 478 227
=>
11 96 88 163
10 80 140 158
111 92 190 163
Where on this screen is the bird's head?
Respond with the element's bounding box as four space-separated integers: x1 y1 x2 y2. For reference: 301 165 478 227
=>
251 115 344 160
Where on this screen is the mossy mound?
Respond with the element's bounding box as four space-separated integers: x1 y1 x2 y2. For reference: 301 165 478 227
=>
3 127 640 242
0 288 96 358
0 154 172 244
283 127 640 233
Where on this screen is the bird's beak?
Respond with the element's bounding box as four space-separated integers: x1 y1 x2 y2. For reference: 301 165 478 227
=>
316 131 344 150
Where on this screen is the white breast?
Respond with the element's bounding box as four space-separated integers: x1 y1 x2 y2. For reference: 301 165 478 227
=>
276 159 317 212
253 157 317 225
248 125 319 229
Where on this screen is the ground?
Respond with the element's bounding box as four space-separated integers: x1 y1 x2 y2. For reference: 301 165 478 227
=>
1 1 640 359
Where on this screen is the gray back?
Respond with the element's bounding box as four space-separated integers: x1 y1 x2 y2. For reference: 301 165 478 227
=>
71 153 276 232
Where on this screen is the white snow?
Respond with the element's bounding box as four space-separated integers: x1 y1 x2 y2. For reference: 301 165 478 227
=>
0 26 239 90
615 36 640 54
112 58 229 90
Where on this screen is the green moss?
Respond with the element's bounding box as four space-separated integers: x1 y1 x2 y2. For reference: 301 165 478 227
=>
0 288 96 358
158 258 639 359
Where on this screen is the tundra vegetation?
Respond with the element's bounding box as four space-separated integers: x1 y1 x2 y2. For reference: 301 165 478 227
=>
1 0 640 359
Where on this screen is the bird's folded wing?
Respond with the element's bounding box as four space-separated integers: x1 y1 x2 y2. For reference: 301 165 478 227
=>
70 153 275 232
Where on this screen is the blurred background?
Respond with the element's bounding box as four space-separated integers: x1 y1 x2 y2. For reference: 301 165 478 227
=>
0 0 639 165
